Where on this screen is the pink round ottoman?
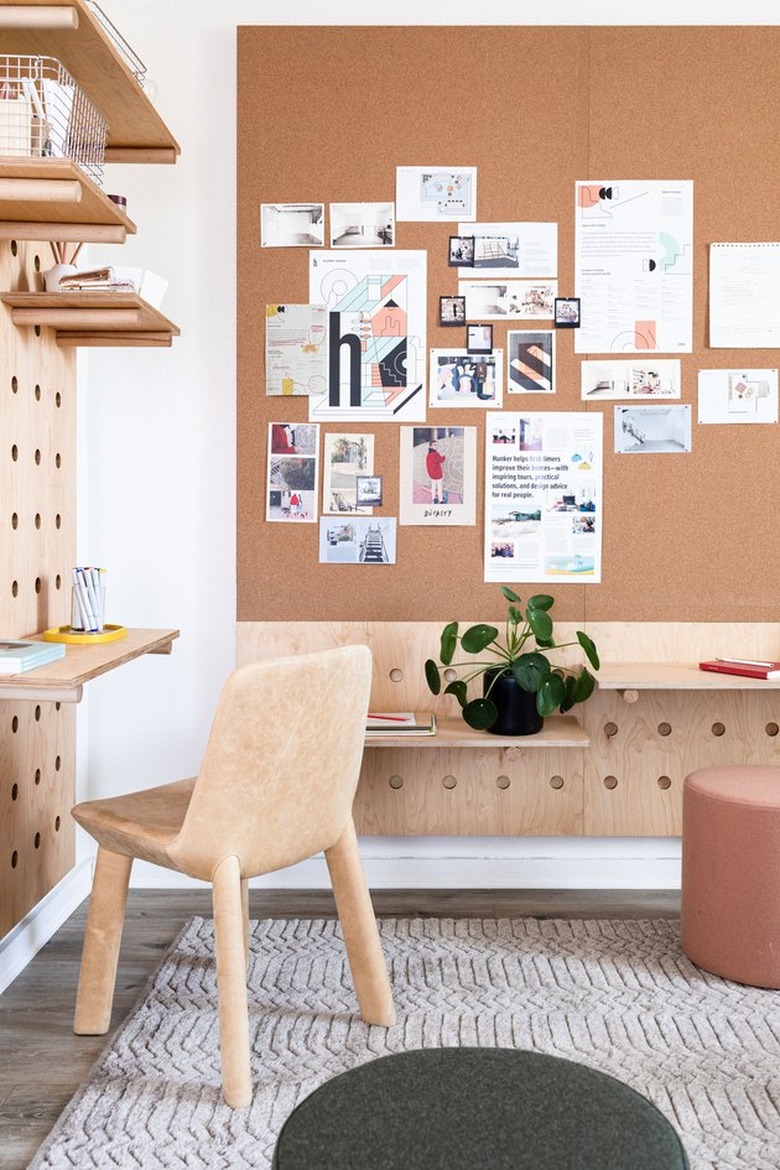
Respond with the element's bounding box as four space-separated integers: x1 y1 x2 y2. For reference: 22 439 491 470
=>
681 765 780 988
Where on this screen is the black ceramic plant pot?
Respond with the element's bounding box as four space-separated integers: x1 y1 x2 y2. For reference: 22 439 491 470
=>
483 669 543 736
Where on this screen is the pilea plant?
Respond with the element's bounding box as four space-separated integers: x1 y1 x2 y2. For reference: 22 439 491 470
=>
424 586 600 731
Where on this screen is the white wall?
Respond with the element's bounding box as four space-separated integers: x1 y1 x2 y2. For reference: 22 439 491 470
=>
76 0 780 891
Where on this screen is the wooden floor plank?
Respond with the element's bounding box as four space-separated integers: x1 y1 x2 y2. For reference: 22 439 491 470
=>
0 888 679 1170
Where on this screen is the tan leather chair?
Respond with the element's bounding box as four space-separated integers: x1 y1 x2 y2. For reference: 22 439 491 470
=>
70 644 395 1108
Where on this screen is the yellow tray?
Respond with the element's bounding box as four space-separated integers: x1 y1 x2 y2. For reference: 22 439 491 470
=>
42 624 127 645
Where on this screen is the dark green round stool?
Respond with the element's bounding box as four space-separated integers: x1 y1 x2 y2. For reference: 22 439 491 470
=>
273 1047 688 1169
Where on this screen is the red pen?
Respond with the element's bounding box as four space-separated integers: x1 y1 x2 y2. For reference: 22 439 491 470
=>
367 713 410 722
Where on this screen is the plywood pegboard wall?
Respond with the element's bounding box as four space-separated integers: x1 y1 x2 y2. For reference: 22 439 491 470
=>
237 26 780 626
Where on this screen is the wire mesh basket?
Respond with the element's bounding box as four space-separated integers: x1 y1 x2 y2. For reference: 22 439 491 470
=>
0 56 108 186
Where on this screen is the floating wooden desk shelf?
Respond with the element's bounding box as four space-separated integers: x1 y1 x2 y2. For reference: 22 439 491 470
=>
364 715 589 748
1 290 180 346
0 627 179 703
597 662 780 691
0 0 181 163
0 159 137 242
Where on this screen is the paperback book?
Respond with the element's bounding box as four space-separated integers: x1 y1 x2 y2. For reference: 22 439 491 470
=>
699 658 780 680
0 639 66 674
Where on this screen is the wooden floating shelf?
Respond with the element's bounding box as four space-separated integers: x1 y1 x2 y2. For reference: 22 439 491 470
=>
0 158 136 242
1 290 179 346
0 627 179 703
364 715 589 748
597 662 780 690
0 0 180 163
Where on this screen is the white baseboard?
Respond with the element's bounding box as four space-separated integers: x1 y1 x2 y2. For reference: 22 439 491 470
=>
0 860 93 994
129 837 682 892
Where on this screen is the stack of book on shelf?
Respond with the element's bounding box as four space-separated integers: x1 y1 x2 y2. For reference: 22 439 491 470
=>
365 712 437 737
0 639 65 674
699 657 780 680
55 266 168 307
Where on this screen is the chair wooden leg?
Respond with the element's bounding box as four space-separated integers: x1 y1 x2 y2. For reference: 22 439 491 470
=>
241 877 250 971
212 855 252 1108
73 847 133 1035
325 816 396 1027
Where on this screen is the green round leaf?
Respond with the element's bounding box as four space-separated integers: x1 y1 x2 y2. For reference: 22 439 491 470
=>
537 673 566 716
444 679 468 708
461 623 499 654
526 607 553 643
424 658 441 695
573 667 596 703
500 585 522 604
440 621 459 665
511 651 551 693
463 697 497 730
527 593 554 612
507 604 523 627
576 630 600 671
559 674 579 713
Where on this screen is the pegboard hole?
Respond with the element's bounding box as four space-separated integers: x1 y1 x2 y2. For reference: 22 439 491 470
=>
55 390 61 408
34 448 41 465
54 816 61 832
34 705 41 721
11 782 18 801
549 775 565 790
10 239 17 256
11 512 18 529
55 452 62 469
55 513 61 529
11 375 17 394
711 722 726 737
11 580 18 598
34 383 41 401
604 721 619 738
11 715 18 733
603 775 618 790
34 832 41 849
442 774 457 790
389 667 404 682
496 774 510 790
54 754 61 771
33 253 40 272
657 775 672 790
34 512 41 529
34 768 41 786
34 325 41 337
442 667 457 683
11 850 18 869
11 443 18 462
388 775 403 790
55 574 62 589
34 577 41 594
766 722 779 737
657 722 672 737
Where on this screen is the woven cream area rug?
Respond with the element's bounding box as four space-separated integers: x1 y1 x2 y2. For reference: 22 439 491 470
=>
29 917 780 1170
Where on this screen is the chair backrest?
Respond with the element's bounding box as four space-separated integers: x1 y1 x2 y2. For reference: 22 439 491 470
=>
168 644 372 880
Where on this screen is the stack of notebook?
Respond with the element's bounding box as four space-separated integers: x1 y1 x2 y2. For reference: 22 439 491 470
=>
365 712 436 737
0 639 65 674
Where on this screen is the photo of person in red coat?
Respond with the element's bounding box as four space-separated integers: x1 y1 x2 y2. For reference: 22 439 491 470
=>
426 440 446 504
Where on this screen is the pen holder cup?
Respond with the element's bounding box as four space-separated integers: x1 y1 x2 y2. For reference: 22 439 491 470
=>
71 583 106 633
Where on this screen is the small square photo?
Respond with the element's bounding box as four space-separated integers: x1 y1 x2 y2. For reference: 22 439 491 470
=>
355 475 383 507
466 323 493 354
554 297 580 328
448 235 475 266
440 295 466 326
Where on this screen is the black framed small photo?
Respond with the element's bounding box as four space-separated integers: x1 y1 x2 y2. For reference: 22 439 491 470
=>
466 323 493 354
554 297 581 328
355 475 383 507
440 295 466 326
448 235 475 266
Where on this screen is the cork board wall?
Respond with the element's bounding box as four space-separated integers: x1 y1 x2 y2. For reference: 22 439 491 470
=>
237 26 780 625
